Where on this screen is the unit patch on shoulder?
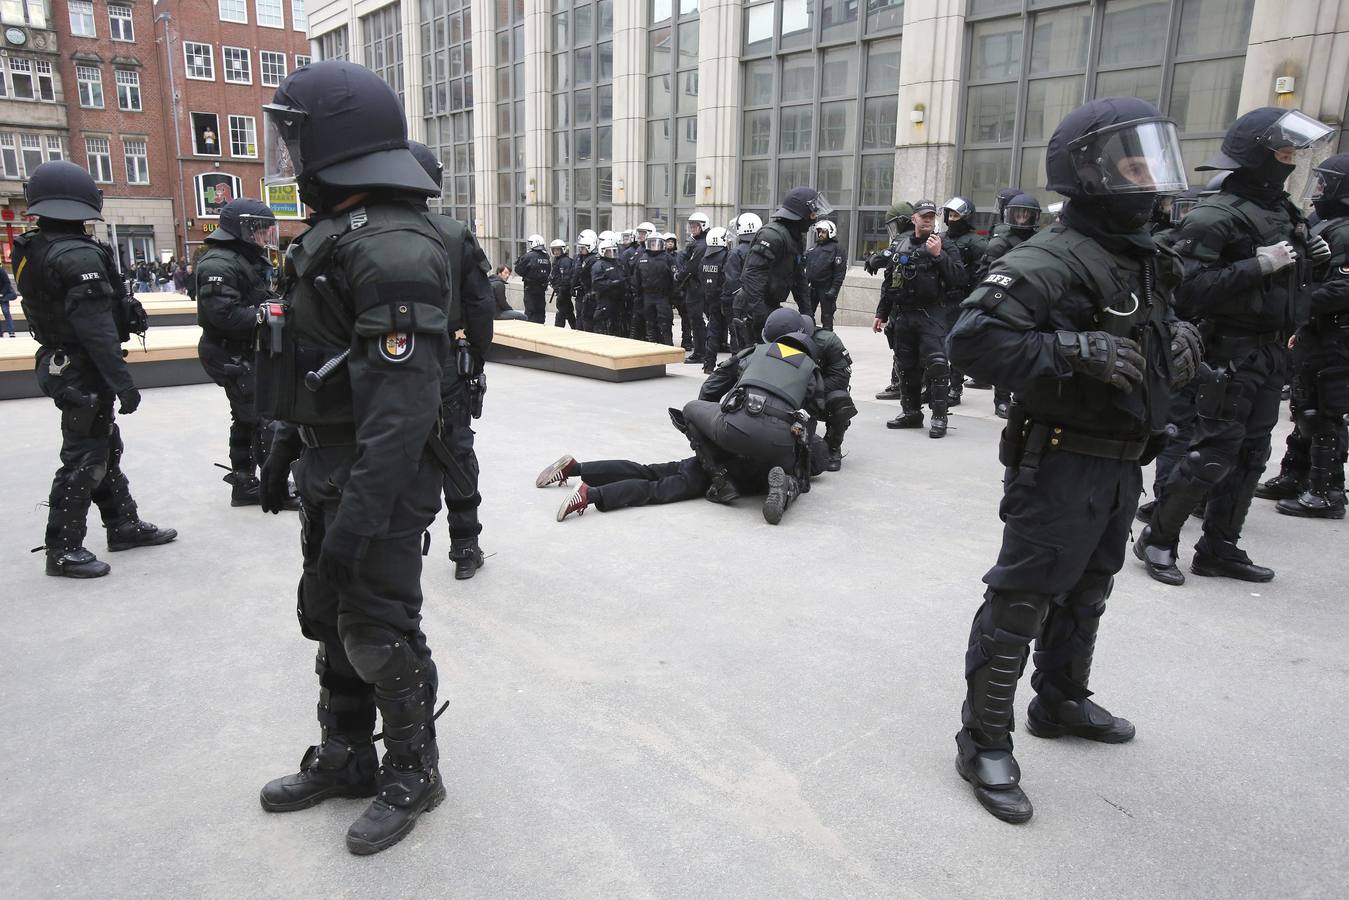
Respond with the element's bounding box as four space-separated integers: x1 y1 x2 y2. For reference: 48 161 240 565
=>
1340 265 1349 275
983 273 1013 287
349 208 369 230
378 332 414 363
207 275 225 283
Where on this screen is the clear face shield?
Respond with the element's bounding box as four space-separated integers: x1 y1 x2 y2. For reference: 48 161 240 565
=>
262 103 306 185
808 193 834 220
1171 198 1199 225
1004 205 1040 228
1304 165 1346 203
885 216 906 240
645 236 663 251
1072 118 1188 194
1258 110 1335 161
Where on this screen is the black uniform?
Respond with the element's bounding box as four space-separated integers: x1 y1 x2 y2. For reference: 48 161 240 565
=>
720 233 754 350
575 251 597 332
809 323 856 462
195 236 276 497
621 240 643 339
634 247 676 345
873 233 965 421
700 244 730 365
591 255 627 335
514 246 550 323
803 237 847 330
945 223 988 404
976 227 1034 411
17 221 174 575
548 251 576 329
678 233 708 359
737 220 809 339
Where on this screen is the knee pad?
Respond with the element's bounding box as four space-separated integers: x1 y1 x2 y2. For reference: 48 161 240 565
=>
925 357 951 387
1180 447 1234 488
1239 442 1272 473
985 590 1048 643
341 623 419 689
825 390 858 421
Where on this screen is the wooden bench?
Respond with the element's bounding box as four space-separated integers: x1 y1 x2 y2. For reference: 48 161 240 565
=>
1 319 685 399
8 295 200 328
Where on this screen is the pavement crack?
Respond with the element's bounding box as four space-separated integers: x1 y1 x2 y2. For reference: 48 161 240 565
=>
1099 794 1135 818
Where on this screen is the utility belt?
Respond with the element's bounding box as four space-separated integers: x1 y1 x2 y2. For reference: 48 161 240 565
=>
890 296 949 314
203 334 253 354
1311 312 1349 333
722 387 804 427
1000 402 1148 485
296 423 357 448
1207 329 1285 359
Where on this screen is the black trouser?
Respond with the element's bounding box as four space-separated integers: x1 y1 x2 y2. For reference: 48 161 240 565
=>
643 292 674 345
553 289 576 329
1287 330 1349 493
705 292 731 358
593 288 622 336
523 283 547 324
1274 334 1319 484
675 294 691 349
583 458 710 511
963 448 1140 751
809 286 837 330
683 291 707 357
199 336 270 472
440 376 481 544
292 443 442 751
682 398 799 473
35 348 140 552
891 305 954 416
1152 378 1200 497
628 290 648 341
576 291 595 332
994 386 1011 408
1152 340 1286 549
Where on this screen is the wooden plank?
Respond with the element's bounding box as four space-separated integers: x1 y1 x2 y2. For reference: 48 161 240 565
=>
491 320 684 370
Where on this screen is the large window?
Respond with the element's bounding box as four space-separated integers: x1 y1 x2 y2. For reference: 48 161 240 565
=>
85 136 113 184
958 0 1256 217
646 0 697 232
261 51 287 87
554 1 614 240
8 57 33 100
123 138 149 184
116 69 140 111
256 0 284 28
68 0 95 36
185 42 215 80
0 0 47 29
46 135 63 161
223 47 252 84
0 134 17 178
362 4 404 102
317 27 349 62
109 4 133 40
76 65 103 108
20 134 41 175
219 0 247 23
740 0 902 261
422 0 475 225
34 60 53 101
292 0 307 31
229 115 258 158
495 0 526 263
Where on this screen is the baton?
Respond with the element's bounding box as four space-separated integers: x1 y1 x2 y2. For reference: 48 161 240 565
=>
305 349 350 392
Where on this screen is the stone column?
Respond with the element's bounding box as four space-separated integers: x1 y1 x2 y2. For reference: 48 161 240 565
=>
893 0 965 203
469 0 498 241
611 0 648 227
402 1 425 141
695 0 742 229
523 0 552 237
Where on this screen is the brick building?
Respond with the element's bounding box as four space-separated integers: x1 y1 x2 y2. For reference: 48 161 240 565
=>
152 0 312 258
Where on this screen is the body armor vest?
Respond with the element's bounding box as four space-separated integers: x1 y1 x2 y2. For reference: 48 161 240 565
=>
14 231 122 347
737 339 817 408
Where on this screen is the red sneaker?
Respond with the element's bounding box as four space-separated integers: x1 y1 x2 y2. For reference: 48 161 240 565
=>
536 454 579 488
557 483 590 521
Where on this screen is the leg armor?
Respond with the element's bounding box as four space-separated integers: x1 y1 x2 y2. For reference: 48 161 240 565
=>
961 589 1049 750
925 356 951 418
824 390 857 451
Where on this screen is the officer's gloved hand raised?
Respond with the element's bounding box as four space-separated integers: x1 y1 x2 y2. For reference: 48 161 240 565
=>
318 524 370 589
1255 241 1298 275
1167 320 1204 390
1307 235 1332 264
1054 330 1145 393
117 387 141 414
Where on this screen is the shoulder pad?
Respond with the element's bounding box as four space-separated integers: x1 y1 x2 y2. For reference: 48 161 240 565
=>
1169 206 1235 262
48 241 110 284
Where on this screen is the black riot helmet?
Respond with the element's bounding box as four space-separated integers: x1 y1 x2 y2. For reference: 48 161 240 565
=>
407 140 445 189
1201 171 1230 197
24 159 104 221
1199 108 1334 174
774 186 834 222
263 61 438 208
763 306 806 343
1306 152 1349 220
1004 194 1041 230
1169 188 1203 226
207 198 278 246
994 187 1022 219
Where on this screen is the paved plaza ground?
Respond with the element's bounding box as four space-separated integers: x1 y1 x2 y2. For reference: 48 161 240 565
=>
1 325 1345 898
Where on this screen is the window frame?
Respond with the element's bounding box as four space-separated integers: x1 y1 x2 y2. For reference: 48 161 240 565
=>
115 69 141 112
291 0 307 32
222 46 252 85
45 135 63 161
260 50 287 87
184 41 216 81
34 59 53 101
555 1 615 240
8 56 33 101
85 136 113 184
219 0 247 25
20 133 42 176
108 3 134 41
75 64 103 109
256 0 284 30
190 111 223 157
228 114 258 159
123 137 149 185
421 0 475 224
294 53 312 69
68 0 96 37
0 133 18 178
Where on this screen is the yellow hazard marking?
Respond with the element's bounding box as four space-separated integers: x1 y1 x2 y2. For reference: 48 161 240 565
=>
15 257 25 281
776 342 802 358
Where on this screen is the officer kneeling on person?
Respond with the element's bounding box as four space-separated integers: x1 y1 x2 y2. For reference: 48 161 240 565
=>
17 160 177 578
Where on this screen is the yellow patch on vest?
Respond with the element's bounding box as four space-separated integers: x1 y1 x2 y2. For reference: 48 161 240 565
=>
776 342 803 358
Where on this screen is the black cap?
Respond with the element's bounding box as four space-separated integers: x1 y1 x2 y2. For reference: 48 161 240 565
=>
911 200 937 216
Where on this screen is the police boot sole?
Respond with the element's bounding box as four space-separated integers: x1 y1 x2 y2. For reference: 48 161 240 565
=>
763 469 789 526
1025 714 1136 744
107 531 178 552
259 780 378 813
346 782 447 856
954 758 1033 824
230 496 262 508
1189 558 1274 583
1274 501 1345 520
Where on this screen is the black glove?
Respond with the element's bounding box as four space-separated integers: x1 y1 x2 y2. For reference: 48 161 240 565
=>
259 433 301 514
1054 330 1145 393
317 523 370 589
1167 320 1203 390
117 387 141 414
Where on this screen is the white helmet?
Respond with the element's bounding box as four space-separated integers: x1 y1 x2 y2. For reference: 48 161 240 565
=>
814 220 837 241
687 211 710 237
527 234 546 251
598 238 618 258
662 232 677 245
619 228 634 243
636 222 656 238
577 234 597 254
578 228 598 243
734 213 763 237
645 233 664 251
549 239 567 254
706 226 729 248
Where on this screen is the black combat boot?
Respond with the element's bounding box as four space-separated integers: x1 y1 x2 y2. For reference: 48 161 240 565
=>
1133 525 1185 585
684 352 705 365
1254 470 1301 500
875 384 904 400
929 415 948 439
42 489 111 578
702 358 716 375
1276 437 1345 519
1026 698 1135 742
762 466 799 525
955 730 1031 824
1134 499 1155 523
705 474 740 503
1190 537 1274 582
224 469 261 506
448 537 485 580
259 734 379 812
825 444 843 472
106 519 178 551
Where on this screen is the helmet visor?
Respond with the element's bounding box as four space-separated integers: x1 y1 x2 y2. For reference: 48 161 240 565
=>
1304 165 1347 202
885 217 906 240
1171 198 1199 225
1004 205 1040 227
810 192 834 219
1259 110 1334 152
263 104 306 185
1073 118 1188 194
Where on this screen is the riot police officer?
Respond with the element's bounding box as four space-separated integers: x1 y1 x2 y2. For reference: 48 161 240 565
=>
548 239 575 329
591 237 628 335
987 186 1023 239
1270 153 1349 519
195 198 290 507
634 231 676 344
868 202 915 401
515 234 550 323
975 194 1042 417
408 140 497 579
626 222 656 340
872 200 965 438
803 220 846 330
255 60 458 855
700 226 731 373
941 198 988 408
947 98 1201 824
1135 107 1335 585
801 313 855 471
16 160 176 577
720 213 762 351
736 187 825 339
574 232 599 332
